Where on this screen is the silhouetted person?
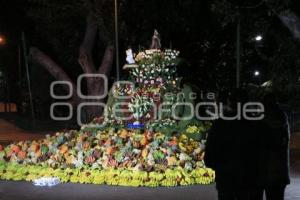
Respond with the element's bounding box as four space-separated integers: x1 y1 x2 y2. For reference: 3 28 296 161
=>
253 93 290 200
205 89 259 200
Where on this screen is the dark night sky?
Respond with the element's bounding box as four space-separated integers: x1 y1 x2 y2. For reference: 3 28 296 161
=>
1 0 300 112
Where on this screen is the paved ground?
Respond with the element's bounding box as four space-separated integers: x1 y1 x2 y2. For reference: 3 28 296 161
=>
0 119 299 200
0 119 49 145
0 174 299 200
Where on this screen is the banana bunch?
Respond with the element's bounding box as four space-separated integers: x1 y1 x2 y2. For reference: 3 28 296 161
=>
164 168 182 180
0 159 216 187
161 178 178 187
92 171 105 184
191 168 215 185
69 168 81 183
77 170 94 184
54 168 70 183
149 171 164 181
132 170 148 181
144 179 159 187
105 169 121 185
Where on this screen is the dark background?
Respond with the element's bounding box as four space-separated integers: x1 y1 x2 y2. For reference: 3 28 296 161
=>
0 0 300 125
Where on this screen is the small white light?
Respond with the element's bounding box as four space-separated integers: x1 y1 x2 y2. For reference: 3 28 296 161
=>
255 35 263 41
254 70 260 76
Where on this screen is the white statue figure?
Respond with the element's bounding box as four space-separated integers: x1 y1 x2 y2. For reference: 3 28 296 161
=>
126 48 135 64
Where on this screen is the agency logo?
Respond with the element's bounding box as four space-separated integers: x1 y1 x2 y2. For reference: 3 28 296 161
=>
50 74 264 126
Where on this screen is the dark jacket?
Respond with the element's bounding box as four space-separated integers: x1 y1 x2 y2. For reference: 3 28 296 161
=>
258 105 290 186
204 115 260 190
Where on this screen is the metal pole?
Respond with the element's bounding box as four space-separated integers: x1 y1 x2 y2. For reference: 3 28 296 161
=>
236 12 241 88
114 0 120 81
21 32 36 126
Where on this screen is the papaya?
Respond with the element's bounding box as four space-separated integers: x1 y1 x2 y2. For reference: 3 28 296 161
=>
17 151 27 160
11 145 21 153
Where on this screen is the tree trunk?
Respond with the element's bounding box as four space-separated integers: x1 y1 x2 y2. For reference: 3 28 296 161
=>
30 13 114 124
29 47 80 106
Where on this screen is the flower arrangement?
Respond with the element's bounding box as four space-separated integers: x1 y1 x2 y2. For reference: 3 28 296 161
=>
127 48 180 90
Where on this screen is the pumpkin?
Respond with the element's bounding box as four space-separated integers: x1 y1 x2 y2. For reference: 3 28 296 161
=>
17 151 27 160
11 145 21 153
60 145 69 154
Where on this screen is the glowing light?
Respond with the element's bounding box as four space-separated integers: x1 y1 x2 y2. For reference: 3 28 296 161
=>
254 70 260 76
255 35 263 41
0 36 5 45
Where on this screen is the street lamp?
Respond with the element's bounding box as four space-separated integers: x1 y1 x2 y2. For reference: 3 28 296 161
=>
0 36 5 45
255 35 263 41
254 70 260 76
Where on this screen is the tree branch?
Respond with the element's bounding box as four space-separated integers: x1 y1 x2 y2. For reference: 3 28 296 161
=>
278 10 300 41
98 45 114 76
30 47 80 104
78 13 97 74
